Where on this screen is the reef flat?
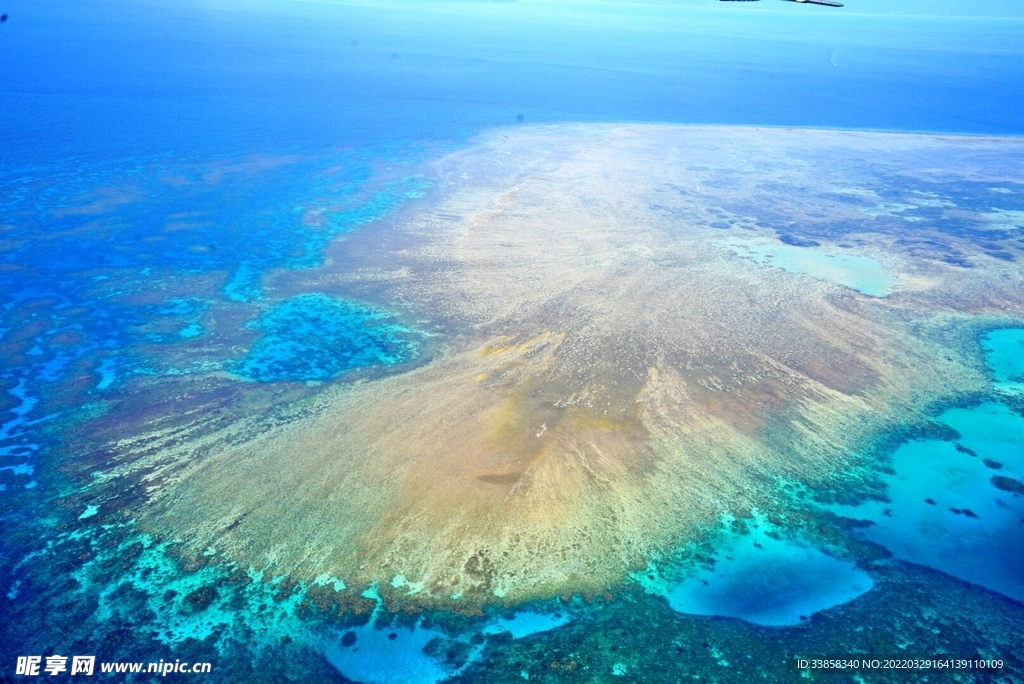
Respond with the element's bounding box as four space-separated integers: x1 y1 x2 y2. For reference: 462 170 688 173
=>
100 125 1024 613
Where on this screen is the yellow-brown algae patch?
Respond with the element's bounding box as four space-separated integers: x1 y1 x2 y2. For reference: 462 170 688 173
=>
123 125 1024 611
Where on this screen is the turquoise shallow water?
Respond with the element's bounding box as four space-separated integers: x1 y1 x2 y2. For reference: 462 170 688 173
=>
830 401 1024 603
829 329 1024 603
725 237 894 297
481 610 573 640
234 294 422 383
325 616 458 684
634 516 873 627
2 0 1024 679
324 591 574 683
983 328 1024 396
632 330 1024 629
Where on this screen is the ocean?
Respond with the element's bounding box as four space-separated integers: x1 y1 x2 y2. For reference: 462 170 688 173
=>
2 1 1023 682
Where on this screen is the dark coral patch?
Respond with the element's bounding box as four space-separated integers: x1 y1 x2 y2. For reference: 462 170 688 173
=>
991 476 1024 494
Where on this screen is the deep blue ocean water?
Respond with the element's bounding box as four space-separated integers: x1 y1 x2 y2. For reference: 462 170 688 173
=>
3 1 1024 681
4 0 1024 168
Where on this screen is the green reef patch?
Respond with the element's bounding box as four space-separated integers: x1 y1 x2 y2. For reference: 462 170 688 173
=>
233 294 423 383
